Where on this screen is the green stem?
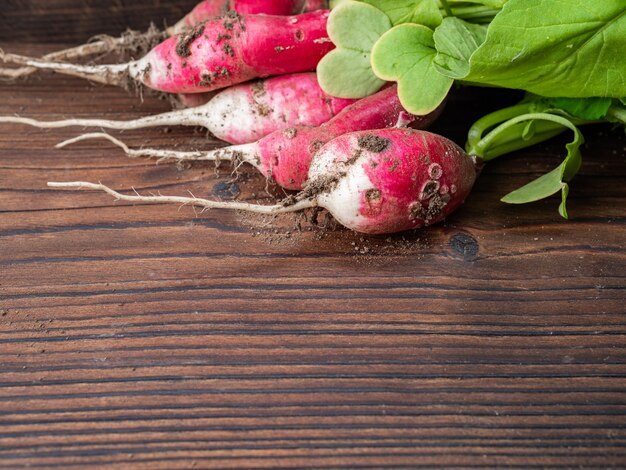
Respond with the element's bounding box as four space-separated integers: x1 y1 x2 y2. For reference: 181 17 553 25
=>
606 105 626 125
439 0 454 17
481 127 566 160
471 112 584 161
449 6 501 20
466 103 535 153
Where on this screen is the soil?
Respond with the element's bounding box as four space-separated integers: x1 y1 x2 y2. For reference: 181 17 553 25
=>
358 134 391 153
176 24 205 58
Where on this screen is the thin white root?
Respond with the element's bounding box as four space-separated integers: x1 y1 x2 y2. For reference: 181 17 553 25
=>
56 133 208 162
47 181 316 214
0 39 124 79
56 132 260 167
0 51 130 86
0 27 165 80
0 106 205 131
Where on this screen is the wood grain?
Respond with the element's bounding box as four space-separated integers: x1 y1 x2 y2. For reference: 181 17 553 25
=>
0 1 199 42
1 4 626 467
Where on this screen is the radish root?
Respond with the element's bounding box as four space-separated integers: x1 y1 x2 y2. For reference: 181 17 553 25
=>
0 26 166 80
0 51 131 86
57 132 259 166
57 133 210 163
0 106 207 131
47 181 316 214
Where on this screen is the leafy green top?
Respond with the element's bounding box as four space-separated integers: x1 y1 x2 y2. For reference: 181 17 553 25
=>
318 0 626 218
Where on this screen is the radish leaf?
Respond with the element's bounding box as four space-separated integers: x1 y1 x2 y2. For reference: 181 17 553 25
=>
500 114 583 218
371 23 453 114
464 0 626 98
540 97 613 121
317 0 391 98
363 0 443 29
433 17 487 78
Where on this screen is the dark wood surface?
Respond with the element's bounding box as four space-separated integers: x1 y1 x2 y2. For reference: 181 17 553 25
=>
1 4 626 468
0 1 200 42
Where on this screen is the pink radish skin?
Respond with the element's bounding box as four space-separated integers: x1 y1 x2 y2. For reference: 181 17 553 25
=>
48 128 479 235
0 73 355 145
303 0 330 11
172 0 325 34
0 11 333 94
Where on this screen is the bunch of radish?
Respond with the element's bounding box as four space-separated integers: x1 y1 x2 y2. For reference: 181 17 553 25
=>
0 0 480 235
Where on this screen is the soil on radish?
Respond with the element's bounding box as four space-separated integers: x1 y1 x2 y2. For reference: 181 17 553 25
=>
175 24 206 58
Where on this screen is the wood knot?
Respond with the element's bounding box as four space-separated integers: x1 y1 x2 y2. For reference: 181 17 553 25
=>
212 181 241 200
449 232 479 261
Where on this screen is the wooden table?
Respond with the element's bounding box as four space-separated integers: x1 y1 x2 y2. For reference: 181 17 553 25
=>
1 5 626 468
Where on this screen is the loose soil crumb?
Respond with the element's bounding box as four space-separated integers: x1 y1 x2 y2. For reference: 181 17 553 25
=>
358 134 391 153
176 24 206 58
283 128 298 139
223 10 245 31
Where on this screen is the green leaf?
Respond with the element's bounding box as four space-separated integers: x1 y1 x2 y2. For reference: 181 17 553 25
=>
542 97 613 120
433 17 487 78
501 115 584 218
363 0 443 28
317 0 391 98
329 0 346 8
502 166 565 204
464 0 626 98
371 23 453 114
317 49 386 98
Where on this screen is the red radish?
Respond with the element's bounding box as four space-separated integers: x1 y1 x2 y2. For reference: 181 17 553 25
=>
172 0 326 34
0 72 354 145
0 0 326 80
59 85 441 190
48 128 479 235
303 0 330 11
0 11 333 94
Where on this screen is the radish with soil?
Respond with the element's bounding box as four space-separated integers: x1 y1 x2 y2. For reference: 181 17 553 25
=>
58 85 441 190
0 72 355 145
177 0 328 33
49 128 479 235
0 0 328 80
0 10 333 94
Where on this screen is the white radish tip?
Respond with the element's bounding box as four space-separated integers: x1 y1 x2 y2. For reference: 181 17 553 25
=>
47 181 95 189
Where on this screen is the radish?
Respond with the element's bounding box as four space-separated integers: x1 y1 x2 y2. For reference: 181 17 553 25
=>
0 0 326 80
58 85 441 190
172 0 326 34
0 10 334 94
0 72 354 145
48 128 479 235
